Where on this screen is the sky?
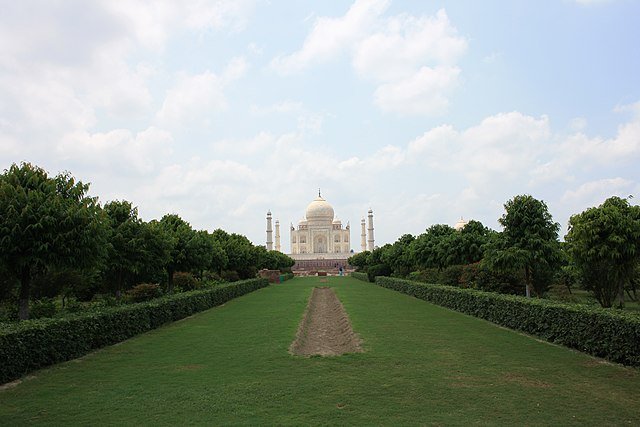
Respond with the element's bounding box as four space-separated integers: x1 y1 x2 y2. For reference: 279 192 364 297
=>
1 0 639 253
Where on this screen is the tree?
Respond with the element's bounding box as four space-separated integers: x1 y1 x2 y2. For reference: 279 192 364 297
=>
0 163 108 319
137 220 172 285
565 196 640 308
102 201 173 298
211 230 258 279
409 224 456 271
103 200 147 298
484 195 561 298
381 234 415 277
348 251 371 271
158 214 197 292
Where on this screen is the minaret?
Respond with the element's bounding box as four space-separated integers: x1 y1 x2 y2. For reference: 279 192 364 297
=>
266 211 273 250
360 218 366 252
367 208 375 251
275 220 281 252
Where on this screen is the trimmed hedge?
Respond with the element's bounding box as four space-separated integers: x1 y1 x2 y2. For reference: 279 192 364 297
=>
351 272 370 282
0 278 268 384
281 272 294 281
375 277 640 367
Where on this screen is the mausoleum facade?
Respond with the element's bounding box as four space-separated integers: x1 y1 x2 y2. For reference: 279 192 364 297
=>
290 194 351 256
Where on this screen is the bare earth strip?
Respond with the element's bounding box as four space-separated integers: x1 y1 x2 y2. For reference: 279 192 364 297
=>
290 287 363 356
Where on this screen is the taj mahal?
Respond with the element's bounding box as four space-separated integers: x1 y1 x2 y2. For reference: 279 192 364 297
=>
265 191 375 271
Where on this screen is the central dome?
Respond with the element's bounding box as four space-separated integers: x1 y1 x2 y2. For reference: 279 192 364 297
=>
305 196 334 221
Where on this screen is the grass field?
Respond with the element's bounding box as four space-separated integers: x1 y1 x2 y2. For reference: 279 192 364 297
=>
1 276 639 425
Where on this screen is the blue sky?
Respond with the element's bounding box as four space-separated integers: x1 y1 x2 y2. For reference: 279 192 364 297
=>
1 0 639 252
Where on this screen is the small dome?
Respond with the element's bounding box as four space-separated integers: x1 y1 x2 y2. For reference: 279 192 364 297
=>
305 196 335 221
454 217 469 231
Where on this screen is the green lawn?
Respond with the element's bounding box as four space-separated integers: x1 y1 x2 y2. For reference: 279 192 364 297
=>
1 276 638 425
548 286 640 314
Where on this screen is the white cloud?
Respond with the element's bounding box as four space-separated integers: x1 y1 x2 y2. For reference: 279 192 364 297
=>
562 178 634 206
408 111 551 185
271 4 467 116
569 117 587 132
270 0 389 74
57 126 173 175
105 0 255 50
250 101 304 115
539 102 640 181
156 57 247 127
373 66 460 115
352 10 467 81
573 0 612 5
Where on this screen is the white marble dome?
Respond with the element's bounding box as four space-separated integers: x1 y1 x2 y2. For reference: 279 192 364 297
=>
305 196 334 221
454 217 469 231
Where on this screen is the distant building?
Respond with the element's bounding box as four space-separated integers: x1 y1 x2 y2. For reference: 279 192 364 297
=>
454 217 469 231
266 191 375 272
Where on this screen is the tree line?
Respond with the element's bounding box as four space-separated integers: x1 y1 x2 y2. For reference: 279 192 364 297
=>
349 194 640 309
0 163 294 320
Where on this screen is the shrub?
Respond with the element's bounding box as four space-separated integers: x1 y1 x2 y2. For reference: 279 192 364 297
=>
0 301 17 323
0 278 269 384
281 272 294 281
221 270 240 282
351 272 370 282
90 294 119 309
62 298 85 314
457 262 523 295
29 298 58 319
408 269 441 284
375 276 640 367
367 263 391 283
202 270 223 283
125 284 163 303
172 272 199 291
441 265 463 286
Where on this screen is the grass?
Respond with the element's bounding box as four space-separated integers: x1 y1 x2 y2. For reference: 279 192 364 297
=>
548 286 640 314
0 276 638 425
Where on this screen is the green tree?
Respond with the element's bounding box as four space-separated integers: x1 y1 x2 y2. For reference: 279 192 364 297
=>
0 163 108 319
347 251 371 271
485 195 561 298
102 201 173 298
409 224 456 271
565 196 640 308
381 234 415 277
103 200 147 297
137 220 172 285
448 220 494 266
158 214 197 292
203 231 228 274
212 230 258 279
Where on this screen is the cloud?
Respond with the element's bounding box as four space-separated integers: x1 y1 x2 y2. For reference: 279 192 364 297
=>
535 102 640 184
57 126 174 176
270 0 389 74
573 0 612 5
352 10 467 80
408 111 551 183
373 65 460 115
562 178 634 206
271 3 467 116
155 57 247 127
104 0 255 50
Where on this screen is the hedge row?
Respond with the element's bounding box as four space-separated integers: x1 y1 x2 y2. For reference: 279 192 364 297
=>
375 277 640 366
0 278 269 384
350 272 370 282
282 272 294 281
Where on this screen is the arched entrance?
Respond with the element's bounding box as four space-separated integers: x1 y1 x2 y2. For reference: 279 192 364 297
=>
314 235 327 253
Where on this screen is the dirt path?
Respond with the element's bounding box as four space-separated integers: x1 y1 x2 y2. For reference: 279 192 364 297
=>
290 287 363 356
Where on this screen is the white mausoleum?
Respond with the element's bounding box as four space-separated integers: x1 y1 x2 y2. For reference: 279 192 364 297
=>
290 193 351 256
266 192 374 267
